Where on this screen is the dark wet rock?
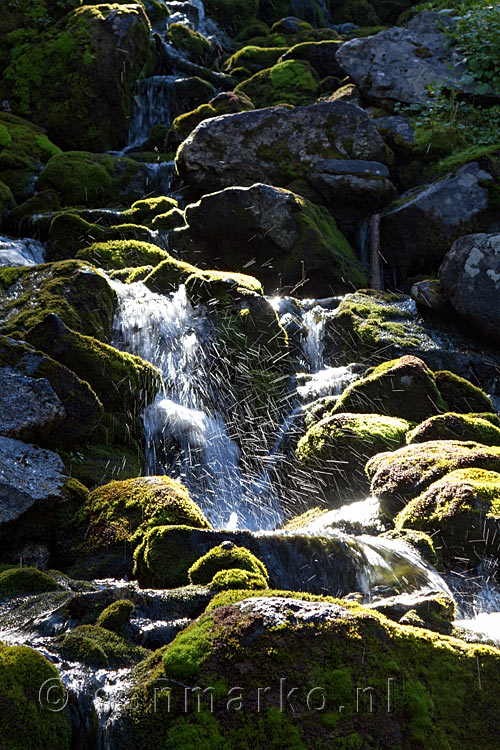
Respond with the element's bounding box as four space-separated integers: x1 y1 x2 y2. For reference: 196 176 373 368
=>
367 591 455 633
176 100 389 193
336 12 465 104
373 114 415 144
172 182 366 295
0 365 65 442
410 279 449 313
439 233 500 346
380 162 497 281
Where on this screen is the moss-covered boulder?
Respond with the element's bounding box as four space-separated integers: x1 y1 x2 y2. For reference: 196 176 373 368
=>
396 468 500 570
210 568 268 591
117 594 500 749
166 22 211 64
133 524 201 589
0 334 102 447
407 413 500 447
168 90 254 148
296 412 410 507
76 239 169 271
0 642 71 749
223 46 285 74
333 356 447 424
122 195 178 226
144 256 263 298
173 183 366 295
37 151 147 208
25 313 161 413
434 370 494 414
0 260 116 341
0 566 62 600
96 598 134 636
57 623 147 667
367 440 500 519
188 543 269 586
204 0 259 34
74 477 210 579
1 4 154 151
235 60 320 108
0 112 61 202
279 39 344 78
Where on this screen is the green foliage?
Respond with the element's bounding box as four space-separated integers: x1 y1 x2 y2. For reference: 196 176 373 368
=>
188 544 269 586
0 642 71 750
96 599 134 636
0 567 62 600
453 2 500 94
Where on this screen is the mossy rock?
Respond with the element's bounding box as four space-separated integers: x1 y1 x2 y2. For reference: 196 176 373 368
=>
1 4 154 151
37 151 144 208
333 0 381 25
8 189 61 235
434 370 494 414
133 524 205 589
150 208 186 230
396 468 500 569
143 256 263 298
296 412 410 507
367 440 500 519
0 642 71 749
57 623 147 667
119 593 500 749
278 40 343 78
166 22 211 64
0 179 15 224
381 528 438 566
204 0 259 34
0 112 61 202
407 412 500 447
0 260 116 341
122 195 178 226
0 566 62 600
235 59 320 108
85 476 210 552
169 91 254 148
76 240 169 272
333 355 447 424
210 568 268 591
223 46 285 74
96 598 134 637
188 544 269 586
25 313 161 413
0 334 102 447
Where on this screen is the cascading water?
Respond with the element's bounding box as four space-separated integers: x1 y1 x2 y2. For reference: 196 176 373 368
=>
0 234 45 266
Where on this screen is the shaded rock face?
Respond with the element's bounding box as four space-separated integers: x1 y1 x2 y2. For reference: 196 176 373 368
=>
439 233 500 345
0 366 65 442
176 100 388 193
0 436 67 525
380 162 496 281
336 11 464 103
172 182 366 294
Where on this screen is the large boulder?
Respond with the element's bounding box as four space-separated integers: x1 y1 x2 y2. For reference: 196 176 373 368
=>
116 593 500 749
0 366 65 443
379 162 497 282
234 60 320 109
407 413 500 447
0 4 154 151
439 233 500 346
171 183 367 295
367 440 500 518
336 12 465 104
176 100 389 193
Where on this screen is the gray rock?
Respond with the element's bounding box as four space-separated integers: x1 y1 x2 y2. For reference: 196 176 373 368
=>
410 279 448 313
0 366 65 442
236 596 354 629
380 162 496 280
373 114 415 144
336 12 465 104
0 436 68 525
176 100 389 192
366 591 455 623
439 233 500 345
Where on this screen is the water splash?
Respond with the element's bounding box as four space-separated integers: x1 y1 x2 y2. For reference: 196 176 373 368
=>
0 234 45 266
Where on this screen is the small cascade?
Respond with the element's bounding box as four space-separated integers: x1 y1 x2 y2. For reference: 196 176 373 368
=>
0 234 45 266
302 304 327 371
127 75 196 149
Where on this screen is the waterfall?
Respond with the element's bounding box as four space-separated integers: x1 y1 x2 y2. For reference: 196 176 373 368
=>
0 234 45 266
127 75 197 149
109 277 283 530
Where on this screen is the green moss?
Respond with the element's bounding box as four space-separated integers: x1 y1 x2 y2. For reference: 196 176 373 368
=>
333 356 447 423
210 568 268 591
0 642 71 749
151 208 186 230
396 468 500 567
223 46 284 73
0 260 116 341
76 240 169 272
144 256 263 297
133 524 205 589
166 23 211 64
296 412 410 506
9 189 61 234
169 91 254 147
0 567 62 600
96 599 134 636
188 544 269 586
57 624 147 667
85 477 210 554
48 212 154 260
381 529 438 566
434 370 494 414
203 0 259 34
37 151 143 207
122 196 178 225
25 312 160 412
407 412 500 446
235 60 319 108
